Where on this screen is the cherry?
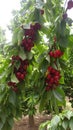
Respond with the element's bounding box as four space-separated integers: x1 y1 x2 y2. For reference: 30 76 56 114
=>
67 0 73 9
45 66 61 91
49 50 63 58
46 86 50 91
21 38 34 52
8 82 16 87
16 72 21 77
23 65 28 70
34 23 41 30
20 74 25 80
12 87 18 92
63 13 67 19
40 10 44 15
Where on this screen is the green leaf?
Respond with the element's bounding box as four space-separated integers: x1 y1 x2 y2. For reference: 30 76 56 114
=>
25 1 33 9
18 28 24 46
52 87 65 107
60 20 66 36
66 18 73 26
59 37 69 48
46 55 50 62
51 115 60 127
14 60 21 69
36 0 44 9
27 64 33 73
59 76 65 84
51 115 60 128
65 111 73 120
12 27 20 44
54 98 59 114
23 24 30 29
68 35 73 47
39 90 52 112
11 73 19 83
59 59 67 70
8 117 14 127
33 8 41 23
0 112 7 124
9 91 16 106
62 120 68 130
56 20 66 37
53 89 63 102
39 121 50 130
19 48 27 60
41 25 49 36
0 90 6 103
2 121 12 130
39 90 48 112
0 119 3 129
27 52 33 60
69 118 73 130
56 87 65 98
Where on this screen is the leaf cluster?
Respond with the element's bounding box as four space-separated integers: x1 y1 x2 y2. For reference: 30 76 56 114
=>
39 110 73 130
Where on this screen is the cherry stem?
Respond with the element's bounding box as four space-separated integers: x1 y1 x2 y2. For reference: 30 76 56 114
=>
54 42 56 50
54 59 58 69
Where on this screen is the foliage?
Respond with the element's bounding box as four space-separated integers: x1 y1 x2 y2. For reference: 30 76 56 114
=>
0 27 7 69
0 27 6 54
63 47 73 107
39 110 73 130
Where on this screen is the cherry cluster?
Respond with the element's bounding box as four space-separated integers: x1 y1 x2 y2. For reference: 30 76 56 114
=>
49 50 63 58
15 59 29 81
21 38 34 52
11 55 21 64
8 82 18 92
67 0 73 9
63 0 73 20
7 9 43 92
45 66 61 91
21 23 41 52
45 35 64 91
8 56 29 92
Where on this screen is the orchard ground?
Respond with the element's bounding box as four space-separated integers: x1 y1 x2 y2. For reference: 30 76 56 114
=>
12 114 52 130
12 97 73 130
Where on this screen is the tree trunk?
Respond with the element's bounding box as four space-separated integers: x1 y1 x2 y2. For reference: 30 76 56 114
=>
28 115 35 130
